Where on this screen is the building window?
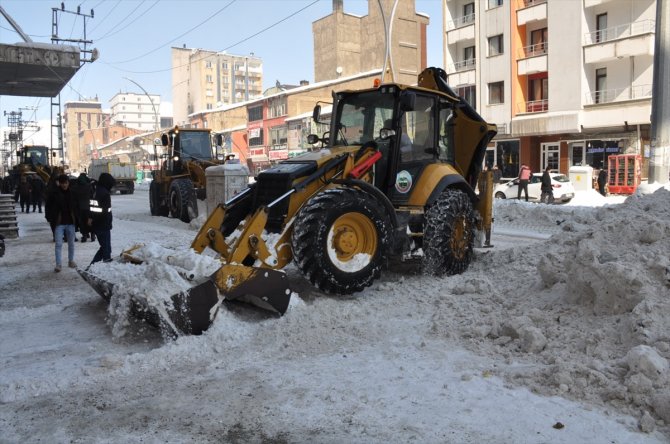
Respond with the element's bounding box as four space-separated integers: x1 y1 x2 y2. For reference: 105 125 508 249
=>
270 126 288 149
206 74 213 83
596 13 608 43
488 35 503 56
457 85 476 109
222 62 228 70
464 46 475 63
248 106 263 121
206 61 212 68
463 2 474 17
268 98 287 118
530 28 548 56
528 75 548 112
595 68 607 103
206 103 213 110
248 128 263 146
489 82 504 104
488 0 503 8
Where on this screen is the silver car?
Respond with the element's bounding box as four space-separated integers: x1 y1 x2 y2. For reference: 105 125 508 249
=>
493 172 575 203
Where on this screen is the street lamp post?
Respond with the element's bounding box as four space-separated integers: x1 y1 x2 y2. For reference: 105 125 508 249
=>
123 77 159 132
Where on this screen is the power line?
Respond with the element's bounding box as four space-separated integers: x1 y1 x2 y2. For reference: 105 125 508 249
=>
89 0 121 34
94 0 159 42
106 0 236 65
93 0 147 41
100 0 320 75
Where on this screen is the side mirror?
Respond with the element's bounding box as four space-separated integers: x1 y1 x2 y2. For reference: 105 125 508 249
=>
153 138 161 145
307 134 320 144
379 128 395 140
214 134 223 146
160 134 169 146
312 104 322 124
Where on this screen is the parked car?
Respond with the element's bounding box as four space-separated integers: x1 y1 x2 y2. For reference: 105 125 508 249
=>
493 172 575 203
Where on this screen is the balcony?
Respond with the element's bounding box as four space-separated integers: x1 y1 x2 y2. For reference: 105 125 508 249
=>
584 84 652 105
450 58 476 73
584 0 614 7
517 0 547 26
517 42 547 75
446 13 475 43
584 20 655 63
518 99 548 114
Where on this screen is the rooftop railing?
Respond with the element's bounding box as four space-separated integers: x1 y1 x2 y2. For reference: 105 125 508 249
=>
584 20 655 45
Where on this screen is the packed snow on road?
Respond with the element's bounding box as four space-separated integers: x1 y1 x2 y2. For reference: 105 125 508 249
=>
1 184 669 443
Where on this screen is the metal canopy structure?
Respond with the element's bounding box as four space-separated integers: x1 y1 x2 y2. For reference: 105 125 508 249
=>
0 42 81 97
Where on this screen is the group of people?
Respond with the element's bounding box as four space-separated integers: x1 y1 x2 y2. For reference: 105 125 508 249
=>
17 172 116 273
14 174 46 213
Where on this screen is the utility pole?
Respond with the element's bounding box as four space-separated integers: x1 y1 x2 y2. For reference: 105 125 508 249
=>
649 0 669 184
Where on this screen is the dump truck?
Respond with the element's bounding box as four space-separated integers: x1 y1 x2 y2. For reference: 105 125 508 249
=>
149 127 225 223
79 67 496 335
88 158 136 194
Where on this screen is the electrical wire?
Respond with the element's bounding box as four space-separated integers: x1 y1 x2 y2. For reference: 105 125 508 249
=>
93 0 147 41
89 0 121 34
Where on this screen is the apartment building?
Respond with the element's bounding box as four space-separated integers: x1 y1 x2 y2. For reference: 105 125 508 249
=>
172 47 263 126
63 100 143 173
109 92 161 132
313 0 429 85
444 0 655 178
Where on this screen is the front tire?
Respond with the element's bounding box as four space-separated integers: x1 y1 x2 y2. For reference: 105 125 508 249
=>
494 191 506 199
292 187 392 294
422 189 476 276
169 179 198 223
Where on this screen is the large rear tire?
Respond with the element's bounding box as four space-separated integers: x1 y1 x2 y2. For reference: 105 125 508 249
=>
149 181 169 216
292 187 392 295
169 179 198 223
422 189 476 276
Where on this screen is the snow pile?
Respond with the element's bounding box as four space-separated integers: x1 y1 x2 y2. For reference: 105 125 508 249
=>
86 243 221 338
431 187 670 430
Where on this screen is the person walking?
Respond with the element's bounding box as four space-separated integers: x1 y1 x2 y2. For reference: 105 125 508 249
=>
17 175 32 213
89 172 115 265
517 163 532 201
540 166 554 204
46 174 80 272
597 167 608 196
30 175 46 213
492 164 502 183
73 173 95 242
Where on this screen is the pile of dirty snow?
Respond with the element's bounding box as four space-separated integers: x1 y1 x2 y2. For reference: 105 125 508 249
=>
431 187 670 432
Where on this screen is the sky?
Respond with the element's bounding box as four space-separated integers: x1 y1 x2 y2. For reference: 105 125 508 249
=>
2 182 670 441
0 0 444 145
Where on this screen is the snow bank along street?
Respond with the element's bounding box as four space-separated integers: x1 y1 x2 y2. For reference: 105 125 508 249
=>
0 186 669 443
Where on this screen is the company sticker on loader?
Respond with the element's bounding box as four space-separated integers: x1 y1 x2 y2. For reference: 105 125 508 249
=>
395 170 412 193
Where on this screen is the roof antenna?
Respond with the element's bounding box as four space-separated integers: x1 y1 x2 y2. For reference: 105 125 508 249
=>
378 0 399 83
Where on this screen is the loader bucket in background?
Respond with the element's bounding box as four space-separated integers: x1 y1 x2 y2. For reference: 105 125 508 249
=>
212 264 292 315
78 268 220 336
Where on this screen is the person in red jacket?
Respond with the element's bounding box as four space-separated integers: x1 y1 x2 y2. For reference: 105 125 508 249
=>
517 163 532 201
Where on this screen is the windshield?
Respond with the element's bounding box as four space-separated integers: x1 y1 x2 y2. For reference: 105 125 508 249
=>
20 146 48 165
552 174 570 182
335 91 395 146
177 131 213 160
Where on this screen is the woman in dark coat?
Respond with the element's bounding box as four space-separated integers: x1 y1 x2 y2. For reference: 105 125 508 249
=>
89 172 115 265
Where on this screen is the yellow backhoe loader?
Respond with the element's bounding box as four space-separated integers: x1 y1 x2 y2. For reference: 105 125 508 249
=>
79 67 496 335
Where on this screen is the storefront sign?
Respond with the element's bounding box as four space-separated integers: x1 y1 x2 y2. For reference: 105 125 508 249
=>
269 149 289 160
250 147 266 157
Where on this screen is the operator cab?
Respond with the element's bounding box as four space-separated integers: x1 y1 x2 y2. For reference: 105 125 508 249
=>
158 128 216 175
328 86 456 205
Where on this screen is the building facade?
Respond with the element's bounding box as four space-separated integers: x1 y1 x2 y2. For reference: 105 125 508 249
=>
109 92 161 132
313 0 429 85
172 47 263 126
63 100 142 173
444 0 655 178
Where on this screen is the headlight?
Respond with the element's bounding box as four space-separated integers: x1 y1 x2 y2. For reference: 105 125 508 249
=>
173 156 180 161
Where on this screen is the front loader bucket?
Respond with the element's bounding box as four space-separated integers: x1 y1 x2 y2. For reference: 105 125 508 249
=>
78 268 220 336
212 264 291 315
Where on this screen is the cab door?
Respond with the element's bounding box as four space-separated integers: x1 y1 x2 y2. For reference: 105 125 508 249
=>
388 94 437 204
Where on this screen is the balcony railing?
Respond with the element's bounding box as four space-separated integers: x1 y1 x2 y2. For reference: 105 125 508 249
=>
584 20 655 45
446 13 475 31
585 84 652 105
517 41 548 59
519 99 548 113
451 58 476 72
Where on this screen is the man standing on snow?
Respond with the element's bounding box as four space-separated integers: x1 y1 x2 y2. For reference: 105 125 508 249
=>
540 166 554 204
47 174 80 272
88 172 115 265
597 167 608 196
517 163 532 201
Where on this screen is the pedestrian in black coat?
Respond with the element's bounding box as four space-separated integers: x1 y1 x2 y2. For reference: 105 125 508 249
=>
73 173 95 242
46 174 80 272
540 166 554 204
89 172 115 265
597 168 608 196
17 175 32 213
30 175 46 213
